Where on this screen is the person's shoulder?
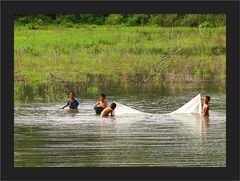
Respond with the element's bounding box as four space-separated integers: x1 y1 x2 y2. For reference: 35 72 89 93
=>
204 103 209 107
205 104 209 110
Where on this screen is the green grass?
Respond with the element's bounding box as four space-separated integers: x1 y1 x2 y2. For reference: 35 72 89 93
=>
14 25 226 102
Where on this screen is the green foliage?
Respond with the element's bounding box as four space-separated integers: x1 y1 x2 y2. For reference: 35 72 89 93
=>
194 69 202 81
15 16 35 24
56 14 76 24
199 21 214 28
106 14 125 25
179 14 200 27
149 14 178 26
14 25 226 102
26 23 40 30
14 14 226 27
125 14 150 26
86 86 98 94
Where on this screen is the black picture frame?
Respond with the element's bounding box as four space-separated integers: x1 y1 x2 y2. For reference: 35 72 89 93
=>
1 1 239 180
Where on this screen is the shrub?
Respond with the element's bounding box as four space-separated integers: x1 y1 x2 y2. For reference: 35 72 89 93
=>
125 14 149 26
106 14 124 25
199 21 214 28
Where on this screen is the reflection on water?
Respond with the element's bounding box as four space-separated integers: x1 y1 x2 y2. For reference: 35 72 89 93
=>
14 81 226 103
201 116 209 140
14 84 226 167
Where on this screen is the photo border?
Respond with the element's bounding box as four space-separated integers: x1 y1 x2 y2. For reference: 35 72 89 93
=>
1 0 239 180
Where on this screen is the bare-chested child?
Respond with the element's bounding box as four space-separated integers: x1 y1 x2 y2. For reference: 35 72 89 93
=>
100 103 117 117
94 94 107 115
202 96 210 117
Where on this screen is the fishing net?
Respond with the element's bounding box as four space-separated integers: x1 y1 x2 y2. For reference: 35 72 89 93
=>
113 102 143 116
113 94 202 116
170 94 202 115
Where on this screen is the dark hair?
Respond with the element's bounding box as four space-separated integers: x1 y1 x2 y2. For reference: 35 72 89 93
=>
100 93 106 98
110 102 117 110
205 96 210 102
69 91 75 96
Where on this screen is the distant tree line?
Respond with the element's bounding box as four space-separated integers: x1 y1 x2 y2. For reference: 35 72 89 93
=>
15 14 226 27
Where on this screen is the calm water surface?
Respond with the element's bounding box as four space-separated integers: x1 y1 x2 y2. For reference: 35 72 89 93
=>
14 84 226 167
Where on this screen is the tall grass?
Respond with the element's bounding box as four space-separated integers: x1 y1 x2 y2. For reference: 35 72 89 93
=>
14 25 226 102
14 25 226 83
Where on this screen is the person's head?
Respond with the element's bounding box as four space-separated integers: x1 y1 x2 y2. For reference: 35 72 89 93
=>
204 96 210 104
110 102 117 110
69 91 75 99
100 93 106 101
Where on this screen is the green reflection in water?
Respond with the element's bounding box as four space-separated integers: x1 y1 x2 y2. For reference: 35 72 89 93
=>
14 81 225 104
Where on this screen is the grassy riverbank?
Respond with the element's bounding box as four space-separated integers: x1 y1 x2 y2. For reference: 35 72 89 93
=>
15 25 225 83
14 25 226 102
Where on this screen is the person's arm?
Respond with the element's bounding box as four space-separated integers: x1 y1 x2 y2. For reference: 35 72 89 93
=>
111 110 115 117
94 101 100 107
62 101 69 109
62 105 67 109
75 99 79 108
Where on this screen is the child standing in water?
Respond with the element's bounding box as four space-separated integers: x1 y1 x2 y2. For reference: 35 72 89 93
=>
100 103 117 117
94 93 107 115
62 91 79 109
202 96 210 116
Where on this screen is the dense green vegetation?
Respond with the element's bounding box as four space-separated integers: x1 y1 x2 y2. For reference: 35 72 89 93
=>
15 14 226 28
14 14 226 103
14 26 226 83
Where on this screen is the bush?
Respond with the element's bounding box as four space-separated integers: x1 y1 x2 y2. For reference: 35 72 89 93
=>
60 22 74 28
106 14 124 25
125 14 150 26
180 14 200 27
15 14 226 27
26 23 40 30
15 15 53 25
15 16 35 24
199 21 214 28
56 14 77 24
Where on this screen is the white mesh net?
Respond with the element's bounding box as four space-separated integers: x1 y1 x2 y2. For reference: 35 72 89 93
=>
112 94 202 116
113 102 143 116
170 94 202 115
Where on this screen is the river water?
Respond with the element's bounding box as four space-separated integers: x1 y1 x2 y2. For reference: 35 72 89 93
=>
14 83 226 167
